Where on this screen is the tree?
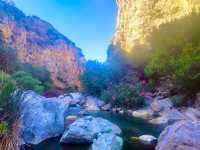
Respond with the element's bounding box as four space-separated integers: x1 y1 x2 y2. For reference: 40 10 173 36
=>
145 13 200 95
12 71 44 93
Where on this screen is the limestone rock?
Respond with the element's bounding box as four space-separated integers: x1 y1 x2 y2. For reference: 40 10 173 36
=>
113 0 200 52
60 116 122 144
184 107 200 121
138 135 157 145
132 109 154 120
84 96 101 111
19 91 70 145
156 121 200 150
0 1 85 89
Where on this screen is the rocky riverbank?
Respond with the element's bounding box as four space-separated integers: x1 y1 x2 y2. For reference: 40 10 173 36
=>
19 91 123 150
18 90 200 150
128 97 200 150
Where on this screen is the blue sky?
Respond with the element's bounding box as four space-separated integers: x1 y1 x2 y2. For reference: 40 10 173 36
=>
12 0 117 62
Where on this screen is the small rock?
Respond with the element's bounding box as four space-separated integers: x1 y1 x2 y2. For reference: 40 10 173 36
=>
101 104 111 111
112 108 117 113
149 115 168 125
132 109 154 120
139 135 157 145
119 110 124 114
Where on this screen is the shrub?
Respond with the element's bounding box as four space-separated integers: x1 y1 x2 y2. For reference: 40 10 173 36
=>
80 60 145 109
80 60 125 96
0 122 8 135
0 71 19 147
12 71 44 93
101 90 112 104
0 71 16 107
102 83 144 109
80 61 110 96
145 13 200 95
18 63 53 90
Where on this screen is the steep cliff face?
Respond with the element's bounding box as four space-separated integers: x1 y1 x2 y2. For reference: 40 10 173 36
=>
113 0 200 52
0 1 85 89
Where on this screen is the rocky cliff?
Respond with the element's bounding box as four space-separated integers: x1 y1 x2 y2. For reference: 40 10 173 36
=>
0 1 85 89
112 0 200 52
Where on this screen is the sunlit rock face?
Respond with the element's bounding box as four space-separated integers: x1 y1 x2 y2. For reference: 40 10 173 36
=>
0 1 85 89
113 0 200 52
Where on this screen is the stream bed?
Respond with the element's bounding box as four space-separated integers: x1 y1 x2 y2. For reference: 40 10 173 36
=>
24 112 161 150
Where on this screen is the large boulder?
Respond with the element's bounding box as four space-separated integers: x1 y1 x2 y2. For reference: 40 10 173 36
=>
156 121 200 150
91 133 123 150
60 116 122 144
20 91 70 145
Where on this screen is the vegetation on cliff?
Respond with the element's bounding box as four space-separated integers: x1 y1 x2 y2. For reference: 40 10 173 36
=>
145 13 200 97
110 13 200 106
80 60 145 109
0 0 85 90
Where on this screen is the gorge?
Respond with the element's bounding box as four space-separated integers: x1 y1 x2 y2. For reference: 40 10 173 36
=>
0 0 200 150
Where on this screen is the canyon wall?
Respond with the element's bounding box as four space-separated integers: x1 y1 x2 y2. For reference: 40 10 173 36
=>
112 0 200 52
0 1 85 89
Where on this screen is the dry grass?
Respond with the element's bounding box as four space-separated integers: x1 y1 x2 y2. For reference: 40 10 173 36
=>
0 121 20 150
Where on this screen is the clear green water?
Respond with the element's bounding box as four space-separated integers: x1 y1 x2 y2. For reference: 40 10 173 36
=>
24 112 161 150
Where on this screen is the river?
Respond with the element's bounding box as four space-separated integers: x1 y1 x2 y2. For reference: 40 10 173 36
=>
24 112 161 150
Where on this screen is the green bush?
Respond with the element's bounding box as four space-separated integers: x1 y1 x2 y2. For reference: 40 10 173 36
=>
0 71 16 107
18 63 53 90
80 60 145 109
0 121 8 135
102 83 144 109
145 13 200 95
12 71 44 93
0 71 19 135
80 60 116 96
